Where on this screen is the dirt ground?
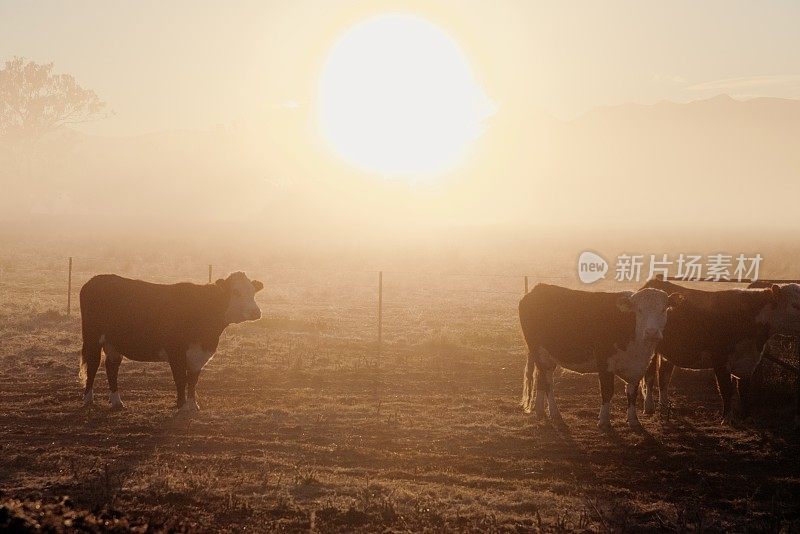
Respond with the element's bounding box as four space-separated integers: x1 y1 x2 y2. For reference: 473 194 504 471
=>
1 254 799 532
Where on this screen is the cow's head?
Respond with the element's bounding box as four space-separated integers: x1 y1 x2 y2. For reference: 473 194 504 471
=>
617 288 683 343
216 271 264 324
759 283 800 335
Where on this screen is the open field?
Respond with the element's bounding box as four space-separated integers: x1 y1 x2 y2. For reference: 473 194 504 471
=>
1 251 799 532
5 1 800 531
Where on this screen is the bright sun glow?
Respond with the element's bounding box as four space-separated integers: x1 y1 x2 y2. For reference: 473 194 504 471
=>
318 14 493 177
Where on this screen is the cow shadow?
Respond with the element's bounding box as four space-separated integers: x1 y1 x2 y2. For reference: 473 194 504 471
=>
642 412 799 502
47 402 194 511
600 421 660 447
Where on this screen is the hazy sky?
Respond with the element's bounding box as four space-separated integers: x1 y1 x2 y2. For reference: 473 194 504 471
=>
3 0 799 136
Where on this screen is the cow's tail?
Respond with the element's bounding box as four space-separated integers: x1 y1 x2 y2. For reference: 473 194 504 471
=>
519 292 538 413
79 335 101 387
78 346 93 387
522 351 537 413
78 282 101 388
78 332 102 388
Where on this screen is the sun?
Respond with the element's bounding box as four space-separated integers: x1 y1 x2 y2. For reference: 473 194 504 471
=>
318 14 493 177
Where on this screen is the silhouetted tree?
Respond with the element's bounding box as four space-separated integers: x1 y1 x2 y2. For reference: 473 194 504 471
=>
0 58 108 215
0 57 107 147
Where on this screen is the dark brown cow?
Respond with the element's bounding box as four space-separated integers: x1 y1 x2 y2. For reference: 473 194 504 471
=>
519 283 681 430
642 278 800 423
79 272 264 411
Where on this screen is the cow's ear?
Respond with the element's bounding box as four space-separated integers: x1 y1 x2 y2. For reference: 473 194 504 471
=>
654 273 664 281
252 280 264 292
770 284 783 303
667 292 684 310
616 295 633 313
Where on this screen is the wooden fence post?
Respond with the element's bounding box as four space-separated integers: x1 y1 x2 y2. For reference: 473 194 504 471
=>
524 275 529 294
208 265 212 284
67 257 73 316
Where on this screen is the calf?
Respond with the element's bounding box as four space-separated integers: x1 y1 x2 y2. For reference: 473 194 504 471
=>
79 272 264 411
519 284 680 430
642 278 800 423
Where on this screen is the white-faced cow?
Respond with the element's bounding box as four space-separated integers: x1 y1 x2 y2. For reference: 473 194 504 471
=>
79 272 264 411
519 283 682 430
642 278 800 423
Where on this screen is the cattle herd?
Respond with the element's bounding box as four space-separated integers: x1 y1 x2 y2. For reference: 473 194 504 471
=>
520 276 800 429
78 271 799 430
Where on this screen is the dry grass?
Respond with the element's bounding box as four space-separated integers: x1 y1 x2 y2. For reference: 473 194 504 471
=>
1 252 799 532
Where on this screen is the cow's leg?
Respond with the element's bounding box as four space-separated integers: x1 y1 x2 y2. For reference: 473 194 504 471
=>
533 363 550 419
169 359 187 409
643 355 658 415
657 357 675 419
185 370 201 411
714 365 735 424
626 380 643 430
598 370 614 430
529 347 551 419
531 347 558 420
737 376 751 420
104 345 124 410
540 366 563 425
80 341 102 405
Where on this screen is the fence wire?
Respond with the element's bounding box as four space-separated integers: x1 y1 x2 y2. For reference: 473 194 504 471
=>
5 257 799 366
